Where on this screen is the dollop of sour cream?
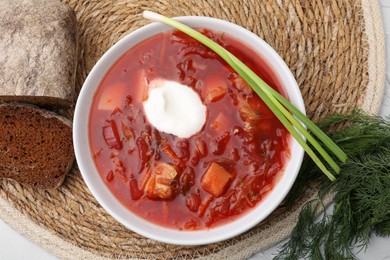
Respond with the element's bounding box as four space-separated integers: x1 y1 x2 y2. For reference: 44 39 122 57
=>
143 79 207 138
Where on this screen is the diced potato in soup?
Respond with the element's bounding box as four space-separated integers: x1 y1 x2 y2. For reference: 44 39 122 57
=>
145 162 178 200
97 82 127 111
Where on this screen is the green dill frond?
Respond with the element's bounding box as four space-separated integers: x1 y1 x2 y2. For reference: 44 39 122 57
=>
275 200 325 260
276 111 390 260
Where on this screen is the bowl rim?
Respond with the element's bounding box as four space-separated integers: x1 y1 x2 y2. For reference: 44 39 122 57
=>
73 15 305 245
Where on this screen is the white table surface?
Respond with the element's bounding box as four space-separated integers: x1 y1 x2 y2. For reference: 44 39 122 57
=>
1 1 390 259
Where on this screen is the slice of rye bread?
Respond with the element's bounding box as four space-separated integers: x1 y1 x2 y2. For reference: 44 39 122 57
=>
0 103 74 189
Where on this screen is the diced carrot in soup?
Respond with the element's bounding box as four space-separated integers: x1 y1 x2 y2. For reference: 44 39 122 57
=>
201 162 231 197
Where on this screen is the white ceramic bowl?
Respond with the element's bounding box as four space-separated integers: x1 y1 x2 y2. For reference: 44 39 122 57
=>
73 16 305 245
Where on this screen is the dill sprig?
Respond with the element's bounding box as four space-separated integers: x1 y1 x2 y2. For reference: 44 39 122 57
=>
276 111 390 260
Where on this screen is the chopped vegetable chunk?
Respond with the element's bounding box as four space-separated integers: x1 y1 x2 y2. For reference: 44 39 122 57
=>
239 105 261 124
102 120 122 150
201 162 231 197
98 82 127 111
185 193 201 212
130 179 143 200
145 162 178 200
206 86 227 103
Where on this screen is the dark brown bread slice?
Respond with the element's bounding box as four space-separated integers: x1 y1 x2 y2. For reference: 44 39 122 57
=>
0 104 74 189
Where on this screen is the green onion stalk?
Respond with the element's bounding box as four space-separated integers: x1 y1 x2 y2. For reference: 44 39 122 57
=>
143 11 347 181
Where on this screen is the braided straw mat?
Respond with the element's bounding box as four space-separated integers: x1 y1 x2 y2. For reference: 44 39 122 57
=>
0 0 385 259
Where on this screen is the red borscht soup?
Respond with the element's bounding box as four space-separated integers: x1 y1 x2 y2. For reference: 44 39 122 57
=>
89 29 291 230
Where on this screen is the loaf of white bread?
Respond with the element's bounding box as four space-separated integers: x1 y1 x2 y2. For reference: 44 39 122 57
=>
0 0 77 189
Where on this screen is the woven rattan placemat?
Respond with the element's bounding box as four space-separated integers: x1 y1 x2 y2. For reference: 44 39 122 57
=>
0 0 385 259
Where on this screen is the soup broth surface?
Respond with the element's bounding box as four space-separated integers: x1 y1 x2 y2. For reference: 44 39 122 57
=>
89 29 291 230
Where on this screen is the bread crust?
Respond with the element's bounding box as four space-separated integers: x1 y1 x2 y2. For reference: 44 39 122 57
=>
0 95 73 119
